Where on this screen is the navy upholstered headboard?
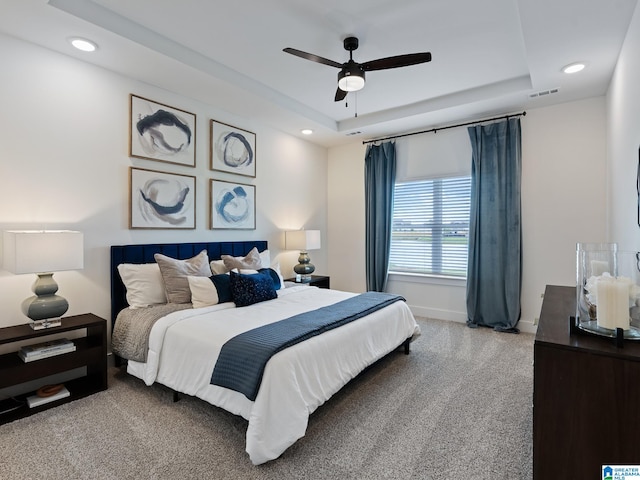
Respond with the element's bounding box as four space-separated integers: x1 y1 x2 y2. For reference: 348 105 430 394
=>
110 240 268 327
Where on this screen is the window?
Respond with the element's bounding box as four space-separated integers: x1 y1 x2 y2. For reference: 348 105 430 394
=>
389 176 471 278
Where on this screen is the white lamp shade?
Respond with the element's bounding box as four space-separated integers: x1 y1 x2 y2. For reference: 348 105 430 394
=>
285 230 321 251
3 230 84 274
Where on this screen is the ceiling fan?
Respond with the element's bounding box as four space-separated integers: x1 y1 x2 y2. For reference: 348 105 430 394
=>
283 36 432 102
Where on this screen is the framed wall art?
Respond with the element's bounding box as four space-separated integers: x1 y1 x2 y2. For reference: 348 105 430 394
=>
210 120 256 177
210 179 256 230
129 167 196 229
129 94 196 167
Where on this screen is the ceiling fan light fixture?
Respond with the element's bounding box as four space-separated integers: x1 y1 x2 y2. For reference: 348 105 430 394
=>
338 66 365 92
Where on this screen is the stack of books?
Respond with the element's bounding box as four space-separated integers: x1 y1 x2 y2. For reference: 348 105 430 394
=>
26 385 70 408
18 338 76 363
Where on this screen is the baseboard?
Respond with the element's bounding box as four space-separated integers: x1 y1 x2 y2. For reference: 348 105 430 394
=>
408 305 537 334
410 305 467 323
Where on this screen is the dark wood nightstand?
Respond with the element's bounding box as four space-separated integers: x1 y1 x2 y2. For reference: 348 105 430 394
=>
0 313 108 425
285 275 330 289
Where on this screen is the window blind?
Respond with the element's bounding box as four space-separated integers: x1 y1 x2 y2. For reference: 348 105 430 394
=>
389 176 471 278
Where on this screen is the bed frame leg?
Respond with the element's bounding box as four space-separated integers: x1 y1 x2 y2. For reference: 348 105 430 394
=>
114 354 125 368
173 390 180 402
403 338 411 355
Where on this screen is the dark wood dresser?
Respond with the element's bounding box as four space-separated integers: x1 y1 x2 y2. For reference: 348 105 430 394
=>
534 285 640 478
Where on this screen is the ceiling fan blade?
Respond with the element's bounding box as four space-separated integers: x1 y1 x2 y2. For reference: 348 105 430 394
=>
334 87 347 102
283 48 343 69
361 52 432 71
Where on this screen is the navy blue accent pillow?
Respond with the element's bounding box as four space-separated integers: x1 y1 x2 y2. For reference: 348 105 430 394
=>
258 268 282 290
230 270 277 307
210 274 233 303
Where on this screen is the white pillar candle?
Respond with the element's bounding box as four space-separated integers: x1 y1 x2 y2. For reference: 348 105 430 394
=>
597 277 630 330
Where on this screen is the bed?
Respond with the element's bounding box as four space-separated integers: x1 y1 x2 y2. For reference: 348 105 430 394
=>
110 241 420 464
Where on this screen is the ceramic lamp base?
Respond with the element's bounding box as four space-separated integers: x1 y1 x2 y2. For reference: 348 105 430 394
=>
21 273 69 323
293 251 315 275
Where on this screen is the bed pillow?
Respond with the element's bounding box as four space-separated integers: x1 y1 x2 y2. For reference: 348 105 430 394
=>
259 268 283 290
154 250 211 303
117 263 167 308
221 247 262 271
259 249 271 268
187 274 233 308
210 259 227 275
239 266 284 290
212 248 271 274
229 270 277 307
269 263 285 289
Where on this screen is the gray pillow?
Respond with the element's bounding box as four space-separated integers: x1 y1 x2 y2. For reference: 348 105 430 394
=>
221 247 262 271
154 250 211 303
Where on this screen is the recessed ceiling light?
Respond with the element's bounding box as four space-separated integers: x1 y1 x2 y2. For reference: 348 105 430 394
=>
69 37 98 52
301 129 313 135
562 62 585 74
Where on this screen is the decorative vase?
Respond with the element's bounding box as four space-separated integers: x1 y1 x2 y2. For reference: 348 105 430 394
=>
576 242 640 339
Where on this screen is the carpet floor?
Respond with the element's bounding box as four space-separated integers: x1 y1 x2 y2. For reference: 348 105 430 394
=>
0 317 534 480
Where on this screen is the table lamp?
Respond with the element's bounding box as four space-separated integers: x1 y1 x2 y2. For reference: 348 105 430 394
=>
285 230 321 281
3 230 84 329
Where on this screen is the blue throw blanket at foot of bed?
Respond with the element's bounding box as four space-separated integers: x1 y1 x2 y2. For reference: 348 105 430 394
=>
210 291 405 401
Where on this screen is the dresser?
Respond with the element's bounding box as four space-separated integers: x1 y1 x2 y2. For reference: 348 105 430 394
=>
533 285 640 478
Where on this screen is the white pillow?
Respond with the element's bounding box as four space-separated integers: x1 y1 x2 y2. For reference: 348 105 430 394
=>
210 259 227 275
187 276 219 308
117 263 167 308
259 249 271 268
271 262 285 289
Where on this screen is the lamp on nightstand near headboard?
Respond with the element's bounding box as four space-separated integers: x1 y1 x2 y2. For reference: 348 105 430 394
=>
2 230 84 329
285 229 321 281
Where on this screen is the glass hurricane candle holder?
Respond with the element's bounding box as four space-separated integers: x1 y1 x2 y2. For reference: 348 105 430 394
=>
576 243 640 339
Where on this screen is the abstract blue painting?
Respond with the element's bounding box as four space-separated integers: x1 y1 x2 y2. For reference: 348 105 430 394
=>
210 120 256 177
130 94 196 167
210 179 256 230
130 167 196 229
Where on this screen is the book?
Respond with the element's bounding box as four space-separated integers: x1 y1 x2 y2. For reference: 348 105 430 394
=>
18 345 76 362
19 338 74 357
26 386 70 408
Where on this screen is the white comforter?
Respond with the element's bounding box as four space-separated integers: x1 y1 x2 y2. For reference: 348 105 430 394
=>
126 286 420 464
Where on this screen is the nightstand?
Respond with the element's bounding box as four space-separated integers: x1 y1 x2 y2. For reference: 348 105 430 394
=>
285 275 330 289
0 313 108 425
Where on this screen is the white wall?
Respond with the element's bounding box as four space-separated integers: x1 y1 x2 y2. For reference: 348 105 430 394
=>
521 97 607 329
328 97 608 333
0 33 328 333
607 2 640 250
327 142 367 292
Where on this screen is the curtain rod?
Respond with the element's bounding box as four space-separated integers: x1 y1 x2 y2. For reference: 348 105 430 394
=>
362 111 527 145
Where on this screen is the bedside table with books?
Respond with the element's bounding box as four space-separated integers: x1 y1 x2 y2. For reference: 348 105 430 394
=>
285 275 330 289
0 313 107 424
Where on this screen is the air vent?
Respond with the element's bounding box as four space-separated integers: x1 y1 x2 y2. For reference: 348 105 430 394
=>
529 88 559 98
345 131 362 136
